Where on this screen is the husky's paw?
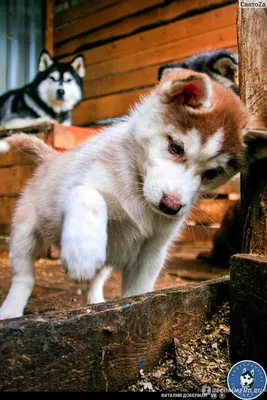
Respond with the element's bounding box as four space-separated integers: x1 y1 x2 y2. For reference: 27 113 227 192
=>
61 240 106 283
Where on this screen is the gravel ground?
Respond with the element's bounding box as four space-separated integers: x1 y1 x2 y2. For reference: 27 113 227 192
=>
126 302 230 393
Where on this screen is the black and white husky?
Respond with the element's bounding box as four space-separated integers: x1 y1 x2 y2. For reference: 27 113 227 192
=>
158 49 239 94
0 50 85 130
240 368 255 389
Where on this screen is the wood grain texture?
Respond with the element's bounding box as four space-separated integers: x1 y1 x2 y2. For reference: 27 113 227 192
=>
55 0 165 44
54 0 232 57
230 254 267 368
237 7 267 255
45 0 54 56
0 278 229 392
54 0 123 27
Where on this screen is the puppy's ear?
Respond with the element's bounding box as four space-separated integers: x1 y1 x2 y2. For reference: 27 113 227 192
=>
213 55 238 83
242 368 247 373
39 50 54 71
250 369 254 377
160 74 212 108
158 64 182 80
71 54 85 78
243 129 267 163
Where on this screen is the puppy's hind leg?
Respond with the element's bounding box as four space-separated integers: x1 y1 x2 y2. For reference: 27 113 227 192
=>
80 266 113 305
61 186 108 293
0 212 39 320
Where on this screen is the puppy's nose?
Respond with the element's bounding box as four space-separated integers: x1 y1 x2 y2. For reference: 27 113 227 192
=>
159 193 182 215
57 88 65 99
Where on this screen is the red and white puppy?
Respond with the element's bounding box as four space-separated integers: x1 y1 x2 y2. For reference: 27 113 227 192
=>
0 69 265 319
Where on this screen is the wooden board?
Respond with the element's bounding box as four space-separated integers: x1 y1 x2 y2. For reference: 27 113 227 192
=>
54 0 124 26
0 277 229 392
55 0 166 44
230 254 267 369
61 5 236 67
237 7 267 255
55 0 233 57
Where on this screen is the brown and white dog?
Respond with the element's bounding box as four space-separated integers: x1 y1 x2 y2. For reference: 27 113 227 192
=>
0 69 266 319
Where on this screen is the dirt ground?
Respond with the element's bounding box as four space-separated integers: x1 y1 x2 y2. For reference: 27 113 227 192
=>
0 238 228 317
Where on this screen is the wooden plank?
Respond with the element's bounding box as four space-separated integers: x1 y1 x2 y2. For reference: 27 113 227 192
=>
0 152 33 168
55 0 166 44
54 0 233 58
80 24 237 83
54 0 123 26
60 4 237 66
73 87 150 125
45 0 54 56
0 198 17 225
53 124 100 150
0 278 229 392
237 7 267 255
230 254 267 369
0 166 35 196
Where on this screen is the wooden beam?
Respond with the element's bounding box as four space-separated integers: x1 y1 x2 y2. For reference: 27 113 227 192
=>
0 278 229 392
230 6 267 367
45 0 54 56
237 7 267 255
230 254 267 369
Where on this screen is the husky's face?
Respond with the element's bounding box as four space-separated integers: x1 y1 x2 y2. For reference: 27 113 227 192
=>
240 368 254 389
133 69 250 218
36 50 85 113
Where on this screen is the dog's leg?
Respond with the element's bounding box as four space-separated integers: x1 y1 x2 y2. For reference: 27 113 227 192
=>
122 238 168 298
0 222 39 320
61 186 108 287
80 266 112 305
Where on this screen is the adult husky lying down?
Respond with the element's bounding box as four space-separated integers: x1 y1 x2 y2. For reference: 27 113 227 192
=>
0 69 266 319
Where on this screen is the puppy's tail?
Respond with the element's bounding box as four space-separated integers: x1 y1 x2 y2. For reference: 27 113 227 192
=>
0 133 57 164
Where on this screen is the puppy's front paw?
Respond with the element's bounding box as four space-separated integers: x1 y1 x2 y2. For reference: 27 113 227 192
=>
0 304 23 320
61 237 106 282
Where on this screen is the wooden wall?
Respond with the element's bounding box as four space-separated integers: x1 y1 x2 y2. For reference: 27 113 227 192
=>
53 0 237 126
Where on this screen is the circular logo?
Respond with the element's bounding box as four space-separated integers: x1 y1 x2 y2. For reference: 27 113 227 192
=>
227 360 267 399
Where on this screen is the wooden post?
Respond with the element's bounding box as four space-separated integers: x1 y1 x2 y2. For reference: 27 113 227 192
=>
230 6 267 366
45 0 54 56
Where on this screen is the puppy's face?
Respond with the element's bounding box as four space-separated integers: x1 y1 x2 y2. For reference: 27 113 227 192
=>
133 70 250 218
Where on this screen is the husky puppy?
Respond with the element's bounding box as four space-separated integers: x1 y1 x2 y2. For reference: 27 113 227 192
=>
0 69 266 319
0 50 85 130
240 368 255 389
158 49 239 94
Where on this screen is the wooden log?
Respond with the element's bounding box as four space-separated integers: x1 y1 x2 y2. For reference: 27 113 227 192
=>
237 7 267 255
230 254 267 369
0 277 229 392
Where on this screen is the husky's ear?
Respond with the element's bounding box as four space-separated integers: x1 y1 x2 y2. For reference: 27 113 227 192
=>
71 54 85 78
158 64 182 81
243 129 267 163
250 369 254 377
213 55 238 83
242 368 247 374
160 74 212 108
39 50 54 71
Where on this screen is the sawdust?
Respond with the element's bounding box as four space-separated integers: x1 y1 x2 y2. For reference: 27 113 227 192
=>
126 302 230 393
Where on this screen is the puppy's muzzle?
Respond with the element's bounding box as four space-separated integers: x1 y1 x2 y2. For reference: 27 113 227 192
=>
159 193 182 215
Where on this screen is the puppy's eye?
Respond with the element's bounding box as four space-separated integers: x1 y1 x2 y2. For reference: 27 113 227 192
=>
65 79 72 83
202 167 224 180
49 76 56 82
168 137 184 157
